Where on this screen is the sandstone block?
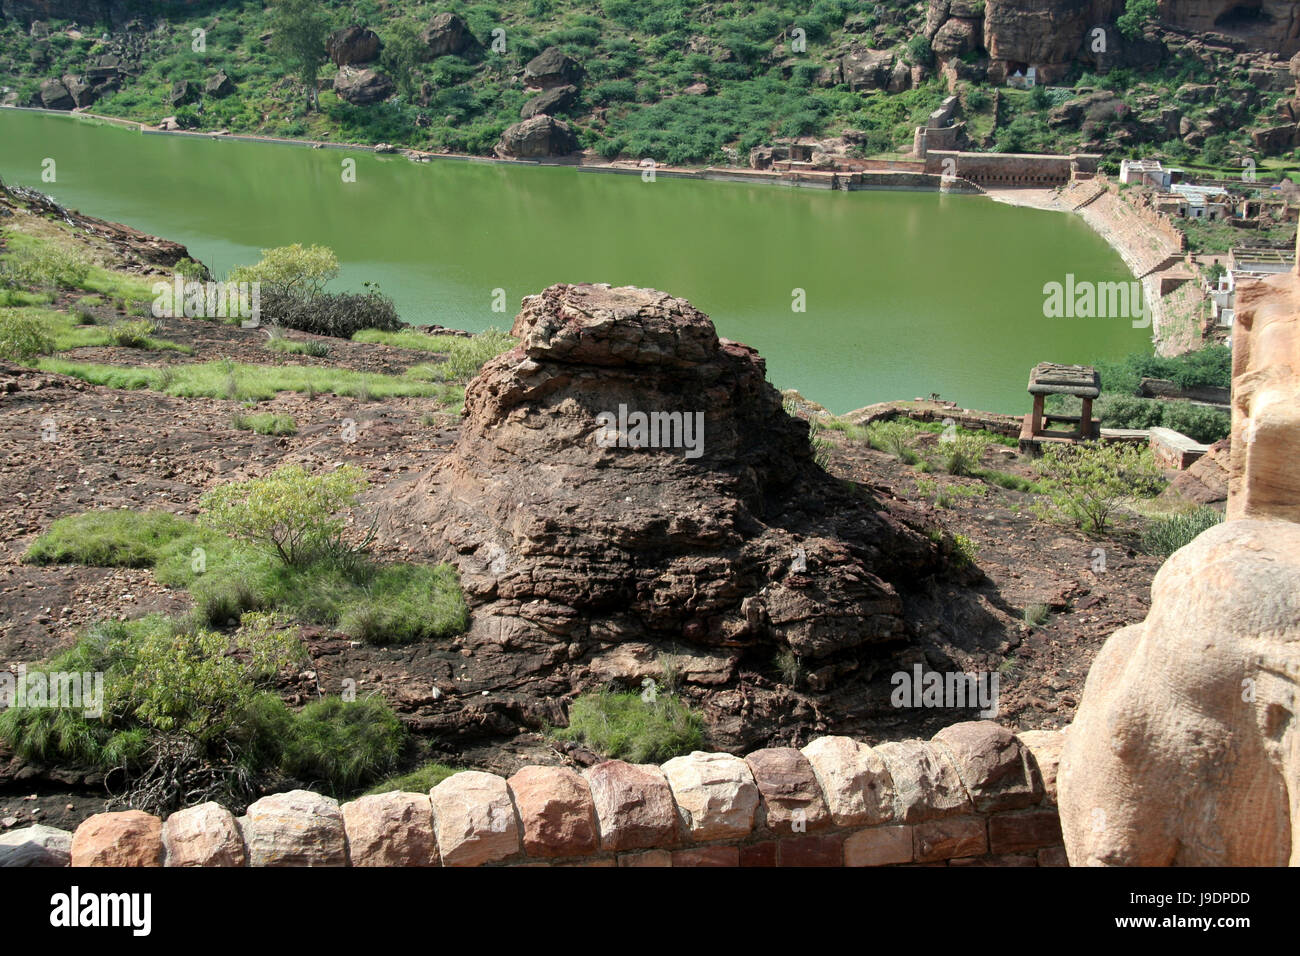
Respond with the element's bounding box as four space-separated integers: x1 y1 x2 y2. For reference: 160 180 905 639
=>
671 846 739 867
0 824 72 867
163 802 246 867
243 790 347 867
874 738 971 822
661 751 759 841
585 761 679 850
744 747 830 834
342 791 437 867
778 832 844 866
801 736 895 827
844 825 914 867
508 765 599 859
71 810 163 867
913 815 987 862
618 849 672 867
988 808 1063 854
430 771 521 867
931 721 1041 812
1014 729 1065 806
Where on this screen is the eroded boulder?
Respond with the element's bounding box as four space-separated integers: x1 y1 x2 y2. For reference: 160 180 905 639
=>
1059 519 1300 865
394 283 937 670
493 115 579 158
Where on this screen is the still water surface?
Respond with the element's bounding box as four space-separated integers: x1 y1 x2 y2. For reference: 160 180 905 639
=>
0 110 1148 413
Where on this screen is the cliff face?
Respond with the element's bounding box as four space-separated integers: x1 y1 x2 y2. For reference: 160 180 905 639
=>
1160 0 1300 54
927 0 1300 78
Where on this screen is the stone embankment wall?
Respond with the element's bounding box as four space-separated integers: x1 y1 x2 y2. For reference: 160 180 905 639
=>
845 399 1024 437
922 150 1099 187
1 721 1066 867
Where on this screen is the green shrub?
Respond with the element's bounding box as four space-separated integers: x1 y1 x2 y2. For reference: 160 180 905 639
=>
1142 506 1223 556
24 509 196 567
555 689 704 763
0 309 55 361
279 696 406 794
1023 603 1050 626
937 432 990 476
261 286 402 338
1033 441 1164 533
366 761 461 795
230 412 297 435
198 464 369 566
355 328 516 382
106 319 157 348
335 563 470 645
951 532 979 568
0 612 308 812
866 420 919 463
0 242 90 291
268 337 330 357
229 243 339 298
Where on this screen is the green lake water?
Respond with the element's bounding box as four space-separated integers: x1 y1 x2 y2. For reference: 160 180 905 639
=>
0 110 1149 414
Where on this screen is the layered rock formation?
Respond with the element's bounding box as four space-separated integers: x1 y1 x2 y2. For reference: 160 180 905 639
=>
399 284 938 668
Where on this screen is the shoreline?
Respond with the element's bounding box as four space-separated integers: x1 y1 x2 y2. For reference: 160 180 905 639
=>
984 185 1193 356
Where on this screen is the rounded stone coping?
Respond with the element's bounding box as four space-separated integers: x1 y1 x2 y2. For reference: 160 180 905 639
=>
39 722 1062 867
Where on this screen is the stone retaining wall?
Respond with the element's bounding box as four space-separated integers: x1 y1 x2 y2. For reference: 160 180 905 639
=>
1 721 1066 867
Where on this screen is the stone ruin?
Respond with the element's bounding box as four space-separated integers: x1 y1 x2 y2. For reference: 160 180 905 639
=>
397 283 941 672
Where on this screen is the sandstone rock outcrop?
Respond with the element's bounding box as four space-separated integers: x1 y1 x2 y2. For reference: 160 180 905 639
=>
421 12 479 59
520 83 578 119
493 115 579 158
333 67 395 106
328 25 381 67
397 283 938 675
1059 519 1300 865
523 46 583 88
1228 270 1300 522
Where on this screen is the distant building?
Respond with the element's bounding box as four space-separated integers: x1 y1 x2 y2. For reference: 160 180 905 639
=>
1209 246 1296 328
1167 183 1232 221
1007 66 1037 89
1119 158 1173 189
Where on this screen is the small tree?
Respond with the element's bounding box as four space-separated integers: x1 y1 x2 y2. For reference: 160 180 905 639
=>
229 243 339 299
0 310 55 361
381 21 425 99
199 464 369 566
1116 0 1158 41
1033 441 1164 534
270 0 331 110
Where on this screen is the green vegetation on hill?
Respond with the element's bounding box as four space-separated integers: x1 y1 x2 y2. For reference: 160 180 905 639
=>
3 0 1297 171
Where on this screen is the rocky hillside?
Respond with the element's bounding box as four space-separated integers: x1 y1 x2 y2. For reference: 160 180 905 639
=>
2 0 1300 173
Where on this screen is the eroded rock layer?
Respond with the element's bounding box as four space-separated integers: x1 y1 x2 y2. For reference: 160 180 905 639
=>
402 283 938 662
